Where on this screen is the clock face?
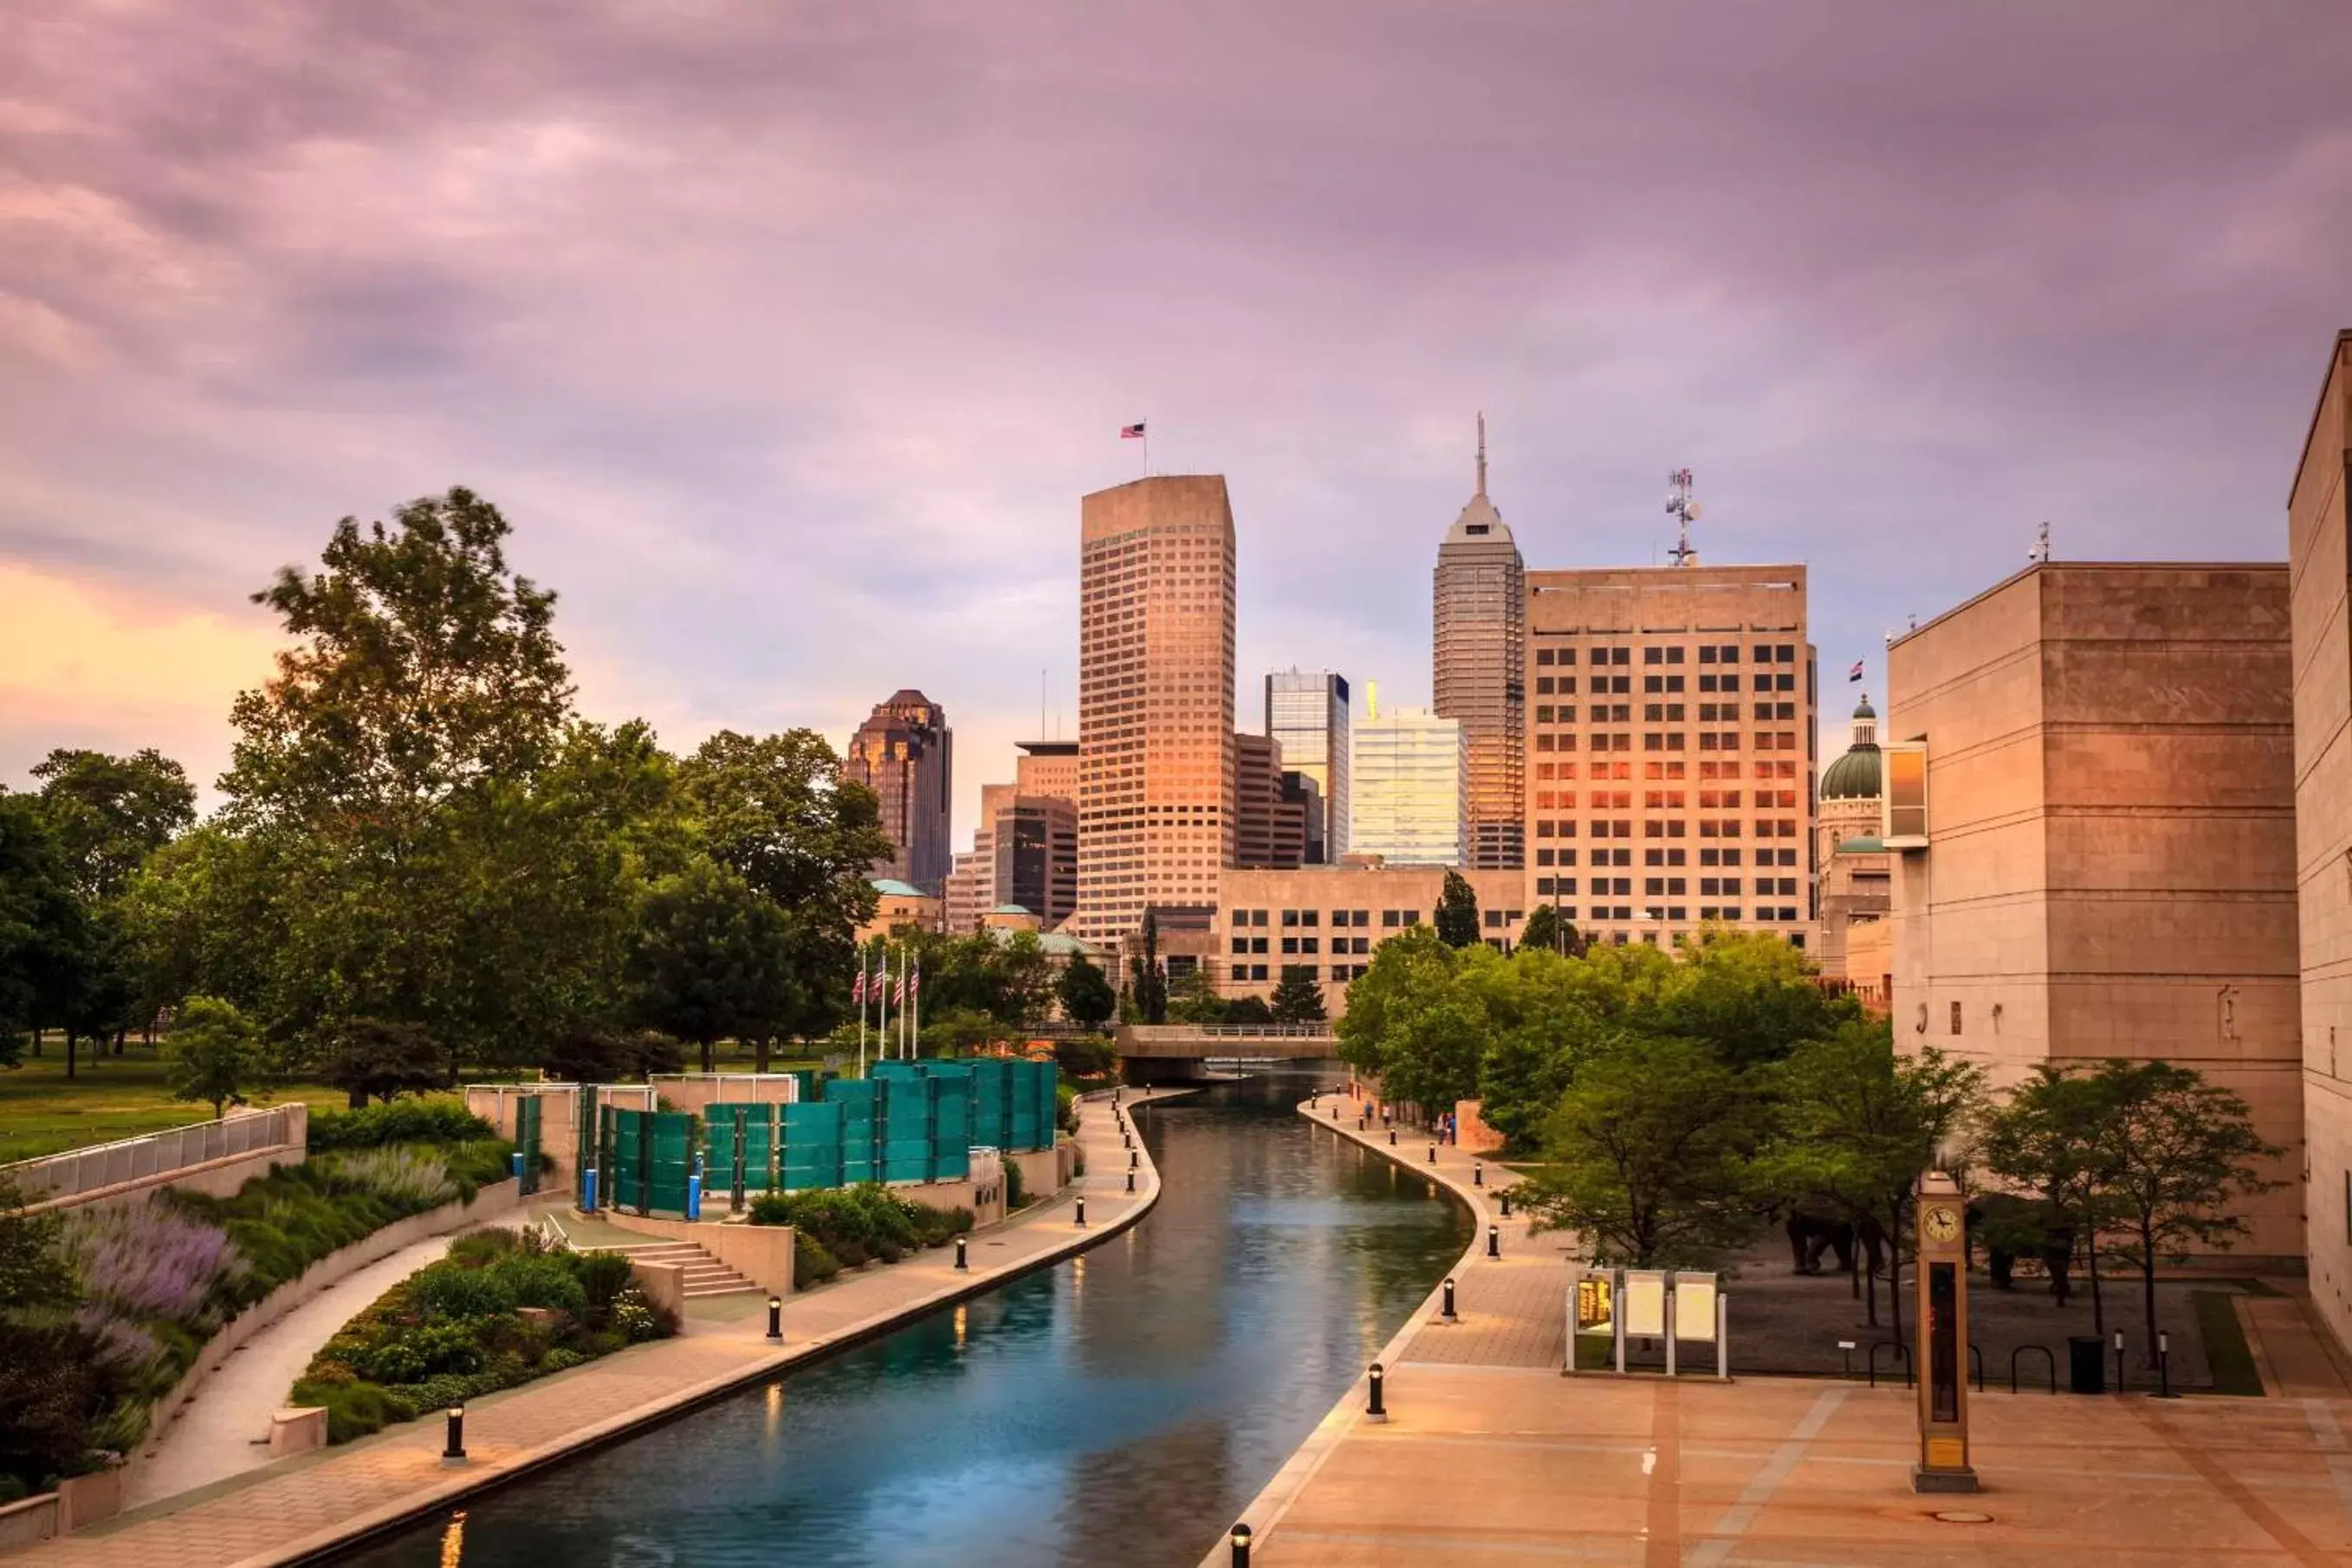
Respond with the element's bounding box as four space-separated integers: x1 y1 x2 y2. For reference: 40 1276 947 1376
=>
1923 1204 1960 1243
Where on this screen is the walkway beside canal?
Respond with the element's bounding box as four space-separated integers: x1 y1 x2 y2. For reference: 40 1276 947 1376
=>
15 1089 1176 1568
1228 1087 2352 1568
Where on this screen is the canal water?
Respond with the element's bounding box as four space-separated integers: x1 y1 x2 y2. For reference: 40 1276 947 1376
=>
340 1074 1471 1568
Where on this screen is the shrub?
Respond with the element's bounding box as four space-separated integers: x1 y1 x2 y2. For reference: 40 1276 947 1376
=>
353 1319 485 1383
294 1379 414 1444
1002 1158 1027 1210
574 1251 635 1310
62 1201 246 1321
307 1100 495 1151
484 1254 587 1316
321 1148 457 1208
410 1265 513 1321
610 1287 664 1343
793 1232 841 1289
447 1228 520 1267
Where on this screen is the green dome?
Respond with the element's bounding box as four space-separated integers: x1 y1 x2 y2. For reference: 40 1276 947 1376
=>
1820 743 1881 800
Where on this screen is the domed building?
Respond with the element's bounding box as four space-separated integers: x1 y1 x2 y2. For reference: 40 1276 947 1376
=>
1816 694 1890 997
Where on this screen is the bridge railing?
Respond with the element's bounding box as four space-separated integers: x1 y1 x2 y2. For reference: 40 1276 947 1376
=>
1118 1024 1335 1040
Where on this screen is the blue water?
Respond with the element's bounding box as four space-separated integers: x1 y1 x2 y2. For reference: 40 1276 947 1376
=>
338 1075 1470 1568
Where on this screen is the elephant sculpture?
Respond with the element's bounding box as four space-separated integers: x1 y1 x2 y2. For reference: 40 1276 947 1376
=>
1966 1193 2074 1304
1780 1201 1856 1276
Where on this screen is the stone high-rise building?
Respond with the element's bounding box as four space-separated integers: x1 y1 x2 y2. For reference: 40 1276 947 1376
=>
1434 417 1525 870
1015 738 1079 805
1266 670 1350 861
844 689 953 896
1234 732 1305 870
2293 329 2352 1339
1525 563 1816 951
1889 560 2300 1263
1075 476 1238 944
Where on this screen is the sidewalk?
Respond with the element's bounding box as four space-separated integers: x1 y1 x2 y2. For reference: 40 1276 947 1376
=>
1237 1091 2352 1568
14 1088 1174 1568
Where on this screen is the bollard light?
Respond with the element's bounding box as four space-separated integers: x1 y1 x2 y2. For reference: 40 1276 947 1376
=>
1076 1195 1087 1227
1442 1276 1458 1321
1127 1170 1136 1192
2158 1330 2175 1399
955 1235 969 1271
1837 1338 1856 1378
1388 1129 1396 1146
1428 1144 1437 1164
766 1295 783 1342
1500 1190 1513 1218
1130 1150 1139 1170
1366 1362 1388 1422
1487 1222 1500 1259
1230 1522 1253 1567
443 1405 467 1463
1474 1162 1484 1187
2114 1330 2126 1396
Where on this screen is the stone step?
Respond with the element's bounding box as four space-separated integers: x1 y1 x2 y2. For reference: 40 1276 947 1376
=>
592 1234 761 1298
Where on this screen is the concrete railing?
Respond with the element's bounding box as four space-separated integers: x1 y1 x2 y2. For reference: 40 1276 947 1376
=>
4 1105 308 1206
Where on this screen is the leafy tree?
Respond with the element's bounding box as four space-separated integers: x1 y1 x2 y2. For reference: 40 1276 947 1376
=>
1435 869 1481 949
0 794 89 1071
1336 927 1490 1111
1520 1033 1768 1267
0 1173 70 1317
321 1017 449 1107
1269 965 1328 1023
1981 1063 2123 1332
627 858 797 1072
994 931 1056 1032
1128 910 1168 1025
2089 1060 2283 1362
1758 1022 1986 1337
1467 943 1671 1147
1167 964 1228 1026
29 748 196 905
676 729 892 1046
164 995 268 1119
1653 928 1859 1070
1055 952 1117 1030
1221 994 1274 1026
539 1027 684 1084
1516 903 1559 955
917 1007 1006 1058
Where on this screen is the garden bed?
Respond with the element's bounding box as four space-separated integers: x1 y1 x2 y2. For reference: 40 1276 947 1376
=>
747 1183 973 1289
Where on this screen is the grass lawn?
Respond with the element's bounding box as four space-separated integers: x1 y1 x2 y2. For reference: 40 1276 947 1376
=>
0 1043 355 1165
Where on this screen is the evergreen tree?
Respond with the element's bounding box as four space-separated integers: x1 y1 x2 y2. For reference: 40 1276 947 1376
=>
1269 965 1328 1023
1128 910 1168 1025
1435 869 1481 948
1055 952 1117 1030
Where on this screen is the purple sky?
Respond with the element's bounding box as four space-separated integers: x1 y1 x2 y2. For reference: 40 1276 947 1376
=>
4 2 2348 844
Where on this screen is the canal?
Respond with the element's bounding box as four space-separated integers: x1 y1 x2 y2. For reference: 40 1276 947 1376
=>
340 1074 1472 1568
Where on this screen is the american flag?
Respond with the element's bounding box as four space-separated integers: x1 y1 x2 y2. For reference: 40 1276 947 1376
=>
1120 422 1146 439
852 965 865 1006
894 970 907 1008
910 957 921 998
1848 660 1864 682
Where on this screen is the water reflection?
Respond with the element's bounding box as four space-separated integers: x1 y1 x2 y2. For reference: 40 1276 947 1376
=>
337 1076 1470 1568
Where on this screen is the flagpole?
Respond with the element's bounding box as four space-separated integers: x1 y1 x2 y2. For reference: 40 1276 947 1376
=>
911 954 922 1059
875 943 889 1076
857 943 869 1078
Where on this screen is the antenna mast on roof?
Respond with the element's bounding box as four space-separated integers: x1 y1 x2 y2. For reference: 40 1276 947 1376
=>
1664 468 1701 567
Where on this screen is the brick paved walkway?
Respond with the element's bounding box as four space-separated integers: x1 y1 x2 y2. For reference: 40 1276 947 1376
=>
13 1088 1175 1568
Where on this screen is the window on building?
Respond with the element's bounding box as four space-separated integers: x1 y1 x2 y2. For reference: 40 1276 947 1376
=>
1699 645 1716 664
1537 648 1555 666
1950 1001 1963 1035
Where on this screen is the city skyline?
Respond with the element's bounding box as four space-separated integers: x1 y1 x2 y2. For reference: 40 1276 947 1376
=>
4 4 2341 848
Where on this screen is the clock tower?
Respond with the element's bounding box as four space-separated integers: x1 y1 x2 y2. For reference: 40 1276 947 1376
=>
1912 1170 1978 1493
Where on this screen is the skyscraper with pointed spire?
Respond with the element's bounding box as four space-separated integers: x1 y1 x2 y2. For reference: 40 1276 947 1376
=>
1434 414 1526 870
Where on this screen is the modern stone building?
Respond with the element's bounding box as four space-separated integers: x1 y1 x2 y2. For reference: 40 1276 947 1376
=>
1075 476 1238 944
1887 560 2302 1260
844 690 954 896
1351 700 1468 866
1014 737 1079 804
1434 418 1526 871
1267 669 1350 861
1524 562 1817 952
1816 692 1890 982
1215 863 1529 1014
2291 330 2352 1338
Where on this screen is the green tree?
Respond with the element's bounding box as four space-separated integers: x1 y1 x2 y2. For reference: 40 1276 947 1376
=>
163 994 268 1119
539 1027 683 1084
2088 1059 2284 1363
1167 964 1228 1027
1055 952 1117 1030
29 748 196 905
0 1172 70 1317
1516 903 1560 954
1435 869 1481 949
1467 943 1672 1148
1653 928 1859 1070
1757 1022 1986 1338
321 1017 450 1108
917 1007 1006 1058
1269 965 1327 1023
1521 1033 1769 1266
1128 910 1168 1025
1221 994 1274 1025
1982 1062 2123 1332
627 858 797 1072
1334 925 1461 1101
0 794 90 1071
995 931 1056 1032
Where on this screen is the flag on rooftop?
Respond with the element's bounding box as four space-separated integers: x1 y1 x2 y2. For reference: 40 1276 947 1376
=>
1120 422 1146 438
1848 660 1864 682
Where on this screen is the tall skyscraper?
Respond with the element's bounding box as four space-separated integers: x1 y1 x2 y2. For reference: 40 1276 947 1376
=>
1351 700 1468 865
844 689 953 896
1265 669 1350 862
1076 476 1238 943
1014 738 1079 804
1524 561 1815 952
1233 732 1304 869
1434 416 1526 871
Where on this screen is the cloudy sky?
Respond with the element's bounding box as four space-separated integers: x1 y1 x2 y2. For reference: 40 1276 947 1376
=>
3 1 2348 843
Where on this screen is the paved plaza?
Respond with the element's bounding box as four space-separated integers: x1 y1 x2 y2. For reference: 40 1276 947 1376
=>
13 1089 1169 1568
1234 1089 2352 1567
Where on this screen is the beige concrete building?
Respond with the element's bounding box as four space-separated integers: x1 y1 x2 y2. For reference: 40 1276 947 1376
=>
942 851 989 936
1816 693 1891 981
1215 863 1530 1015
2291 330 2352 1340
1434 418 1526 870
1075 476 1238 944
1888 560 2301 1260
857 878 942 943
1014 737 1079 804
1525 562 1817 952
844 690 954 896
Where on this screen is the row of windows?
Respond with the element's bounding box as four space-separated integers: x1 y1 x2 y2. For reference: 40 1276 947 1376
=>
1534 731 1806 755
1532 643 1801 668
1531 788 1806 810
1531 760 1803 782
1228 962 1369 984
1533 846 1802 868
1536 818 1799 839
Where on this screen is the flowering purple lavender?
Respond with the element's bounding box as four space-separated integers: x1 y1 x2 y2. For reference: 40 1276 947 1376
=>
64 1199 246 1321
73 1305 164 1380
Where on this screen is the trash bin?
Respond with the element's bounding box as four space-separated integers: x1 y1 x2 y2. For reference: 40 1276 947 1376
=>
2068 1334 2106 1395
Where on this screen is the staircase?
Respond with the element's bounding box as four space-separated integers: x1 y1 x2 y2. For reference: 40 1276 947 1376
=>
598 1238 761 1299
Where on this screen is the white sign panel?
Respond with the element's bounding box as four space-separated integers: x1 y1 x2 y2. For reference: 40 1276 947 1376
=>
1674 1273 1718 1343
1623 1270 1668 1337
